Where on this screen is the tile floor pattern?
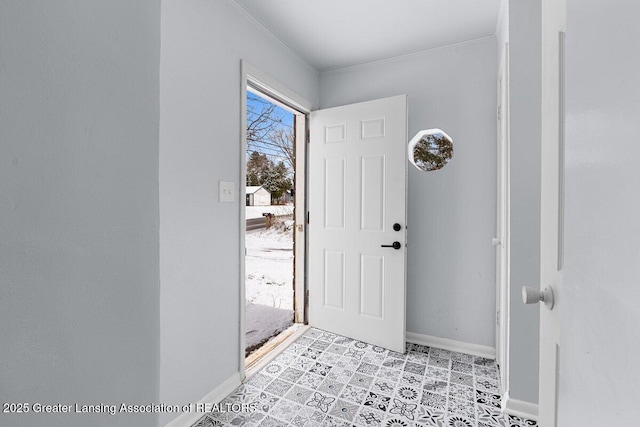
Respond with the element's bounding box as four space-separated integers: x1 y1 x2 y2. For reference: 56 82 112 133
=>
192 328 537 427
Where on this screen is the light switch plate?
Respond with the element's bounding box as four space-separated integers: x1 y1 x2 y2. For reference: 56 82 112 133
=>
219 181 235 202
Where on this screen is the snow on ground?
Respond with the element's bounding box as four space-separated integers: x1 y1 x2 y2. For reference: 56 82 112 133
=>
245 303 293 354
245 204 294 220
245 217 294 310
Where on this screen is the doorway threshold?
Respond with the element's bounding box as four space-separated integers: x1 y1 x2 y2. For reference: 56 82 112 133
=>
245 323 309 380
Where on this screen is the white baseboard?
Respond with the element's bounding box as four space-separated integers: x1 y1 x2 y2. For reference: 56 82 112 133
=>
501 392 539 421
164 372 241 427
406 331 496 359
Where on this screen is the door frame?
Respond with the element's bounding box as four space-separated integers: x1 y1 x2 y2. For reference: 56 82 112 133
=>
239 61 312 381
496 42 511 399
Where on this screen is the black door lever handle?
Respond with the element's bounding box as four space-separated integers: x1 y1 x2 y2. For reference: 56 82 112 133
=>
381 241 402 250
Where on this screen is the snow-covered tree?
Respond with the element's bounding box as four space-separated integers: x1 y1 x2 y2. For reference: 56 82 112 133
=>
246 151 292 203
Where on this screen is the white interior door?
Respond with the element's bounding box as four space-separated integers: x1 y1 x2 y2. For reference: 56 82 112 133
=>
537 1 565 425
308 95 407 353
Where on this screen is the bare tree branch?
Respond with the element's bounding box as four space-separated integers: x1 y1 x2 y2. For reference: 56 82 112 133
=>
269 128 294 171
246 93 294 175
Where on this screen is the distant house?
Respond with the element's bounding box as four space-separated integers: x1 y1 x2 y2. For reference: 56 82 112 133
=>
246 186 271 206
282 189 294 204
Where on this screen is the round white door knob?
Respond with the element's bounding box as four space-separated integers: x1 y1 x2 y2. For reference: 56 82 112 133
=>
522 286 555 310
522 286 540 304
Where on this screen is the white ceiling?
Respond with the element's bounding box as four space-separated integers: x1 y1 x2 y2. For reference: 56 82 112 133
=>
233 0 502 71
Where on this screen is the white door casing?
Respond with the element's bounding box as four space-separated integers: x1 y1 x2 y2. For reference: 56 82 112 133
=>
538 1 565 425
240 61 313 379
496 43 511 396
308 95 407 353
293 113 307 324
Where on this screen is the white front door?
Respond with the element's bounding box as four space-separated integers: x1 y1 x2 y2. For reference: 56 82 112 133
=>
308 95 407 353
538 1 565 425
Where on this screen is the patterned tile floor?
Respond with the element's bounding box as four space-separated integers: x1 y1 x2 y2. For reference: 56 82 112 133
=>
192 328 537 427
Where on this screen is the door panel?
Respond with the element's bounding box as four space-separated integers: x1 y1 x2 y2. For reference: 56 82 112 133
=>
324 249 345 309
308 95 407 353
324 158 346 228
360 254 383 318
539 1 565 425
361 155 385 231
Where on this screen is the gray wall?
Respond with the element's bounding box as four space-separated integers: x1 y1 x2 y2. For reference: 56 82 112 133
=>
562 0 640 424
0 2 160 427
320 37 498 348
159 1 318 424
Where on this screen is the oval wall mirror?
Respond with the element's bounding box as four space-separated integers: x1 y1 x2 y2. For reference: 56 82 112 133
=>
408 129 454 172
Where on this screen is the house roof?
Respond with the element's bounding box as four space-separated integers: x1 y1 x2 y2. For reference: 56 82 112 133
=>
246 186 268 194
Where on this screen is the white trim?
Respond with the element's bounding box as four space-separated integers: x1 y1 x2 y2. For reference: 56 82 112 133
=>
239 68 248 382
406 332 496 359
495 0 508 37
501 392 539 422
245 325 310 380
293 113 307 324
244 61 313 113
239 60 312 382
494 0 509 49
496 41 512 398
164 372 241 427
